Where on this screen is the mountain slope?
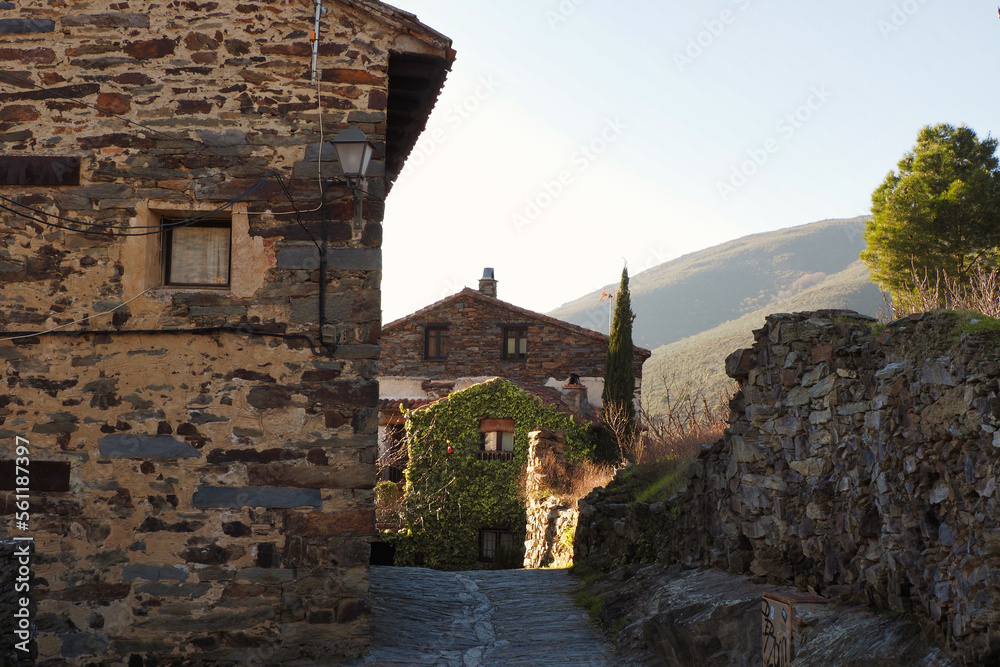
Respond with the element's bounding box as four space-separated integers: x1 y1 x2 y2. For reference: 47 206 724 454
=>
641 259 885 407
549 217 880 351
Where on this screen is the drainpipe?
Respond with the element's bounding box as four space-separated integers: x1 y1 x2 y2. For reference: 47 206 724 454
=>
310 0 324 85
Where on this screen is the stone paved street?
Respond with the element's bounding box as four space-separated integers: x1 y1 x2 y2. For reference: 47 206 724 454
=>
361 566 615 666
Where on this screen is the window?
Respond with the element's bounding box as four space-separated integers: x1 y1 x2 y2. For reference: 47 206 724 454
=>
479 418 514 461
424 325 448 360
162 217 231 287
502 326 527 360
479 529 515 562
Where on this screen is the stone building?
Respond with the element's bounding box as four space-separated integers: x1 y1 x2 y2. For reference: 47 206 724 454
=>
0 1 451 663
390 377 596 571
378 268 652 475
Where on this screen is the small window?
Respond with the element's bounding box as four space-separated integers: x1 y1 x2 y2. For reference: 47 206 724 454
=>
479 529 515 562
162 217 231 287
502 327 527 360
480 431 514 453
479 418 514 461
424 325 448 360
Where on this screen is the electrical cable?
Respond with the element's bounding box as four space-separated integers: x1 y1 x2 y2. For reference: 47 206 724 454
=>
0 171 277 236
0 323 335 356
0 285 333 355
0 63 347 357
0 288 154 341
271 172 321 251
350 182 386 203
316 33 326 202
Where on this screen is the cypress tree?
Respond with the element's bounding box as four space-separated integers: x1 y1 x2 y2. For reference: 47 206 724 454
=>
602 266 636 442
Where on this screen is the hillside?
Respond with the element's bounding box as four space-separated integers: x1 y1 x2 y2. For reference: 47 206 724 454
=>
547 217 887 410
642 260 885 407
549 217 881 351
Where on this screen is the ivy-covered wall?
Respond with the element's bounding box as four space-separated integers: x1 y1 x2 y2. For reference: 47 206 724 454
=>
393 378 595 570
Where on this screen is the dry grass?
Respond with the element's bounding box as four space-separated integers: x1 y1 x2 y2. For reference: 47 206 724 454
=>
886 263 1000 319
605 378 731 466
565 460 616 502
599 378 732 503
531 447 616 504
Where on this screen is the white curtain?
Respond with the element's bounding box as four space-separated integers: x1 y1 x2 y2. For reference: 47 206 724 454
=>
169 226 231 285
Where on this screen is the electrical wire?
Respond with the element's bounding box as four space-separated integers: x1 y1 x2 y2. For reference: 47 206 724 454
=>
350 182 386 203
250 38 329 219
271 172 321 251
0 288 154 342
316 33 326 201
0 171 277 236
0 322 336 356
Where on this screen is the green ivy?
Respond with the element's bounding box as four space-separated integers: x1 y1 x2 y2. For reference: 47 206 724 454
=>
395 378 596 570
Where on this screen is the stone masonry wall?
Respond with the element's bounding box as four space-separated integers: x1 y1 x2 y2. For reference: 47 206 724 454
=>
523 428 577 569
382 288 649 391
0 1 449 663
577 310 1000 663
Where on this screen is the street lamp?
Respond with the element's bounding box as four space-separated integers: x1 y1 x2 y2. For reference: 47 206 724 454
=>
332 127 374 229
332 126 374 180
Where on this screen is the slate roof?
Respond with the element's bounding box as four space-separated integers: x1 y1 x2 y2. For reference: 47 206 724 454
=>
383 288 652 361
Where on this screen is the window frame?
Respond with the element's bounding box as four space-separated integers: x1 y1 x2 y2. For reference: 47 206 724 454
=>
479 528 515 562
501 326 528 360
424 324 449 360
161 216 233 289
479 418 515 461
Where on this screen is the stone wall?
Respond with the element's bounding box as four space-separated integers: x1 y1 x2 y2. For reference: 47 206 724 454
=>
381 287 649 398
576 310 1000 663
523 428 578 569
0 1 450 663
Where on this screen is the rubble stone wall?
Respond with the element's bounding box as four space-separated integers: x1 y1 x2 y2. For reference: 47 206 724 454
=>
577 310 1000 662
0 0 449 662
523 428 577 569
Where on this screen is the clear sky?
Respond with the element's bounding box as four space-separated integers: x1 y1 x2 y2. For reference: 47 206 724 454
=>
380 0 1000 323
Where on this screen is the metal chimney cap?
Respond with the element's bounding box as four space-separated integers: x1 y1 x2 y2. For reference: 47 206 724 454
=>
481 267 495 280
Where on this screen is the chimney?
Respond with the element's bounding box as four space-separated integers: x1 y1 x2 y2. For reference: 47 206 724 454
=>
478 267 497 298
560 374 589 420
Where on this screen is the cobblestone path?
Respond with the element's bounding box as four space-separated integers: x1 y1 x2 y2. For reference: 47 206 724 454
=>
362 566 615 666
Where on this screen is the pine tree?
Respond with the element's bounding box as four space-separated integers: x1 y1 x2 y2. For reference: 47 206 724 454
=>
602 266 636 444
862 123 1000 297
